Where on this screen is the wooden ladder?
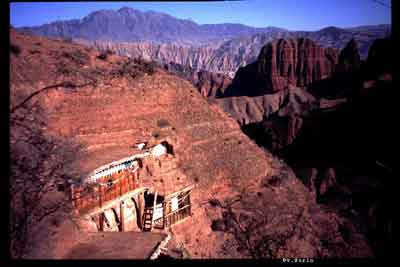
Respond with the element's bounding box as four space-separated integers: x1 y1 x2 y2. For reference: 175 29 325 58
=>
142 191 157 232
142 208 154 231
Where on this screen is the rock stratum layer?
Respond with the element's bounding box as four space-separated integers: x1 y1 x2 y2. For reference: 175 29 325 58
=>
223 38 339 96
18 7 390 76
75 22 389 75
10 29 372 259
236 37 395 258
161 62 232 98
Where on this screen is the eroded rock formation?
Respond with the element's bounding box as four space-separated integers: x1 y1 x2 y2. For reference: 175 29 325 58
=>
236 37 394 258
20 9 390 75
336 38 361 74
223 38 339 96
10 29 373 259
161 61 232 98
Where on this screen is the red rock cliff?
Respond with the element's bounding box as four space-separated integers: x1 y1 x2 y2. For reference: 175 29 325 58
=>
224 38 339 96
258 38 339 92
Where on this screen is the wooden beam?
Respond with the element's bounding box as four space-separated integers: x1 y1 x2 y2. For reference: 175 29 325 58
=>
120 201 125 232
149 234 171 260
164 184 195 200
138 192 143 229
163 204 191 217
187 193 192 215
83 187 150 217
99 213 104 232
151 191 158 231
119 175 123 197
99 184 102 208
162 201 166 229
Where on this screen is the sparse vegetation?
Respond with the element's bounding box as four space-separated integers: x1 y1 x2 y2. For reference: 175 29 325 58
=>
112 60 139 78
56 61 75 75
134 57 156 75
111 57 156 79
10 81 92 114
10 43 21 56
97 52 108 61
10 91 83 257
208 199 221 207
157 118 170 128
97 49 114 61
29 50 41 55
209 197 305 258
61 49 89 65
211 219 226 231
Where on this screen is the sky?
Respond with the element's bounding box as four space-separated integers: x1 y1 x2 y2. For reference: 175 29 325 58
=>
10 0 391 31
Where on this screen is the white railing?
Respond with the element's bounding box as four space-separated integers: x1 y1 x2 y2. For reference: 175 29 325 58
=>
85 160 139 184
81 143 168 184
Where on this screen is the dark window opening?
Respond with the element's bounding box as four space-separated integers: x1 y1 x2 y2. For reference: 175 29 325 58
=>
144 192 165 208
161 141 174 155
57 183 65 192
107 179 113 189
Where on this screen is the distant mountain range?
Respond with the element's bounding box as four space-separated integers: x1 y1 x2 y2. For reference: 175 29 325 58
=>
18 7 287 45
18 7 391 74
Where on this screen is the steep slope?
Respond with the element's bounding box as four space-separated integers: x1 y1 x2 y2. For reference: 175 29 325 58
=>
10 29 372 259
237 38 394 258
74 38 249 76
210 38 363 127
222 38 339 96
212 86 317 125
161 61 232 98
336 38 362 74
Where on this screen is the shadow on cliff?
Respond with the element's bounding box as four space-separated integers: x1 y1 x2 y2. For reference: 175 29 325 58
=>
220 38 339 98
221 61 268 97
240 37 394 258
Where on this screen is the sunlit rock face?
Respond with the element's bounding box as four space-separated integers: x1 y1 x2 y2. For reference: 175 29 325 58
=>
10 28 373 259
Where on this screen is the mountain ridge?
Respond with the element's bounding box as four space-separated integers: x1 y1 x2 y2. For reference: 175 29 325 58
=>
73 20 389 77
18 7 281 45
10 27 374 259
18 6 390 54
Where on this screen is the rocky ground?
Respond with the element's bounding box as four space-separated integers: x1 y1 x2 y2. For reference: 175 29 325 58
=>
10 28 377 259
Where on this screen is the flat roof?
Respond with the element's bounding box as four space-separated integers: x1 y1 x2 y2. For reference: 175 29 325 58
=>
63 231 167 259
75 146 145 181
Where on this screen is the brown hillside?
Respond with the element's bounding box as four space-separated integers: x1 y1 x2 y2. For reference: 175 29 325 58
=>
10 29 372 258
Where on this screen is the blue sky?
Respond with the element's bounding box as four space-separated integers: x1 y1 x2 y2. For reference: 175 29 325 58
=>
10 1 391 31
